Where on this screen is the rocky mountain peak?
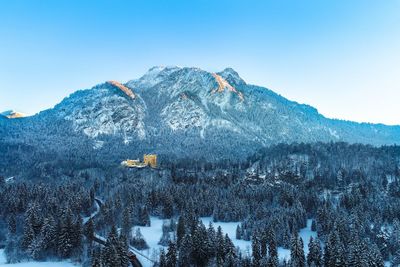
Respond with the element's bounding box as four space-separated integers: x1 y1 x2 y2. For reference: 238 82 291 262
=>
217 67 246 87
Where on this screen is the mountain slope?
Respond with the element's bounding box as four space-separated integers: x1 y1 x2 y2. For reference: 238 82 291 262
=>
1 66 399 162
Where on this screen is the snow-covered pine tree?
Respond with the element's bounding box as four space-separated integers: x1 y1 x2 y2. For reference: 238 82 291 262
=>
236 225 242 240
290 233 305 267
216 226 226 266
40 216 57 253
191 222 209 266
176 216 185 247
252 232 261 267
166 242 177 267
159 248 167 267
84 217 95 241
21 218 35 250
102 225 120 267
307 236 322 267
121 207 132 238
207 222 216 258
58 208 75 258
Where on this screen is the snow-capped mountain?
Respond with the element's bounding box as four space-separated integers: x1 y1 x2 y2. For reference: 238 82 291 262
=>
2 66 399 160
1 110 27 119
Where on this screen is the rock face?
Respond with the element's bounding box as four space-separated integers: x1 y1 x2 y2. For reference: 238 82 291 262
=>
2 66 400 161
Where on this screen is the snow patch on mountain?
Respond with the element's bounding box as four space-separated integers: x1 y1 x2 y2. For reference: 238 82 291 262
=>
161 94 207 131
54 84 146 140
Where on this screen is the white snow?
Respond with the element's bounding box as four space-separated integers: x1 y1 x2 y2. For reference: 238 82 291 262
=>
300 219 318 255
0 249 77 267
133 216 169 265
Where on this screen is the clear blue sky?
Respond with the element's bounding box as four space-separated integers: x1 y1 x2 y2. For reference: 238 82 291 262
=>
1 0 399 124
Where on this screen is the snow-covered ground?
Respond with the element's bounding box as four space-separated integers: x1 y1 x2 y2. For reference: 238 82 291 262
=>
0 249 77 267
134 216 167 262
300 219 318 255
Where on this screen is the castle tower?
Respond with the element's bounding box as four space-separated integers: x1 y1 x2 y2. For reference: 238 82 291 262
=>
143 154 157 168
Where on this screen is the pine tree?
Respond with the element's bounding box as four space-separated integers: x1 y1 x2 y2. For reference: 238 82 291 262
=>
260 230 268 258
252 233 261 267
21 218 35 250
207 222 216 258
290 233 305 267
324 230 345 267
84 218 95 240
216 226 226 266
166 242 177 267
40 216 57 252
307 237 322 267
102 225 120 267
159 248 167 267
90 248 102 267
348 239 367 267
366 243 384 267
116 233 129 267
121 207 132 238
58 208 75 258
267 227 278 264
178 234 192 267
28 236 44 260
191 223 209 266
176 216 185 247
7 214 16 235
72 217 83 259
236 225 242 240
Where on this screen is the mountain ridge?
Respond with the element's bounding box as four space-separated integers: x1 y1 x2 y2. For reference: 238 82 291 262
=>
1 66 399 161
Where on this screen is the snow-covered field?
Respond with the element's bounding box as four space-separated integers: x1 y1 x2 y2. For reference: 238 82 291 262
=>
134 216 167 262
0 249 76 267
134 216 317 263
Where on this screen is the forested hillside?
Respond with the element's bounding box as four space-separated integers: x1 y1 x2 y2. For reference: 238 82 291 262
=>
1 142 399 266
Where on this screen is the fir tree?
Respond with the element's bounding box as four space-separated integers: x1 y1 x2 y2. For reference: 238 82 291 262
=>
159 248 167 267
7 214 17 235
290 233 305 267
176 216 185 247
236 225 242 240
121 207 132 238
252 233 261 267
307 237 322 267
84 218 95 241
166 242 177 267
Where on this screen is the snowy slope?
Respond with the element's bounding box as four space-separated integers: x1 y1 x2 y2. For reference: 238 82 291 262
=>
2 66 399 161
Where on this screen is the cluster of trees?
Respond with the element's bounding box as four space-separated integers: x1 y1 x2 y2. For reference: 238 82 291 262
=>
159 213 239 267
0 181 94 264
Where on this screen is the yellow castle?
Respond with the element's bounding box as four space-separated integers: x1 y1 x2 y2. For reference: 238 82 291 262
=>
122 154 157 168
143 154 157 168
